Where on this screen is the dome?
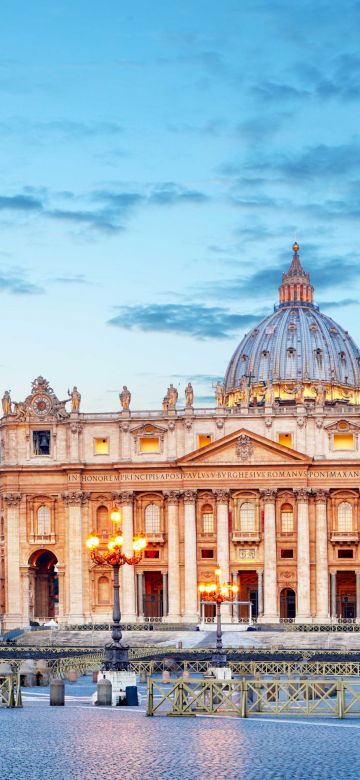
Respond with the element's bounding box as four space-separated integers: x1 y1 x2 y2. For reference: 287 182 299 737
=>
224 244 360 406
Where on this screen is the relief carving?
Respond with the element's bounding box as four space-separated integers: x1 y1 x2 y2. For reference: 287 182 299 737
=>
235 434 254 462
62 491 90 506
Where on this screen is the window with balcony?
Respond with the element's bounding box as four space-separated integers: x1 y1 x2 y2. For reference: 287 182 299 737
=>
237 502 255 532
202 505 214 534
281 504 294 533
338 502 353 532
145 503 161 534
37 506 51 536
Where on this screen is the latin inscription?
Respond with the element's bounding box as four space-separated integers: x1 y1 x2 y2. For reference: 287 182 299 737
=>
68 467 360 484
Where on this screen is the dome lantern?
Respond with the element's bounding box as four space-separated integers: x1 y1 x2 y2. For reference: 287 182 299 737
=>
278 242 314 306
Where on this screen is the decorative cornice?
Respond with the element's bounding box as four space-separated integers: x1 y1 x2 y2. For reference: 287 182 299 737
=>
183 489 197 504
62 491 90 506
3 492 22 506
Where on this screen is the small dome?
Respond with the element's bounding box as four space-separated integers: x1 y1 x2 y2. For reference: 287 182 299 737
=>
224 244 360 404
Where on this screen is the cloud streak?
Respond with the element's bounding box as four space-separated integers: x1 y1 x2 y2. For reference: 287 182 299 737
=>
108 303 261 340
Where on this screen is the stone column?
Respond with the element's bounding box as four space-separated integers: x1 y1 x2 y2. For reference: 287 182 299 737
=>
4 493 22 628
315 490 330 622
119 491 137 622
62 491 89 624
295 489 311 622
257 569 264 617
137 572 144 619
356 570 360 622
162 571 168 617
165 491 181 621
214 489 231 620
69 422 82 462
261 489 278 621
331 571 337 618
183 490 198 622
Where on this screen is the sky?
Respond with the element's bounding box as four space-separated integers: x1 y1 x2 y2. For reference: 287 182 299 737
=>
1 0 360 410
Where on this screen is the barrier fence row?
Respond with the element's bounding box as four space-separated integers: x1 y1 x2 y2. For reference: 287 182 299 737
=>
146 677 360 719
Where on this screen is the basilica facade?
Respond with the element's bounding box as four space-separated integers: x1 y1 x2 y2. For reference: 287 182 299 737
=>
1 243 360 629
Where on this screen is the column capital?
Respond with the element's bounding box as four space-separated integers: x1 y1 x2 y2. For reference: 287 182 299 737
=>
183 489 197 505
164 490 181 505
3 492 22 506
260 488 277 503
294 488 311 502
213 488 230 503
314 489 329 503
256 568 264 577
115 491 134 505
62 490 90 506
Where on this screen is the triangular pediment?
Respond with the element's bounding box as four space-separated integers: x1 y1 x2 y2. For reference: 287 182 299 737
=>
177 427 311 466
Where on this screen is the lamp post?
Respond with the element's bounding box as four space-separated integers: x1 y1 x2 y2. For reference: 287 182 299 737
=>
86 508 147 671
198 567 238 667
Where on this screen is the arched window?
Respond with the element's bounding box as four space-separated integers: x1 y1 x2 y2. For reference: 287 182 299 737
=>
96 505 109 537
202 504 214 534
281 503 294 533
239 502 255 532
145 503 160 534
338 502 353 532
37 506 51 535
98 576 110 605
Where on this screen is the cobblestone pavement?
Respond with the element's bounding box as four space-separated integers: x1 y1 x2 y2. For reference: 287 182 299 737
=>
1 678 360 780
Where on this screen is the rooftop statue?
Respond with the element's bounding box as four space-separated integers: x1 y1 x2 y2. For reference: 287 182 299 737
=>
120 386 131 410
68 386 81 412
185 382 194 408
2 390 11 417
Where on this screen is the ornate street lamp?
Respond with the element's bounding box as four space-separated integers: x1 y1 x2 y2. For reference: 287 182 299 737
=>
86 508 147 671
198 567 239 667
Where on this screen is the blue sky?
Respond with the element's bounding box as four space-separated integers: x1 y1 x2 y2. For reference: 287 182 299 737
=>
1 0 360 409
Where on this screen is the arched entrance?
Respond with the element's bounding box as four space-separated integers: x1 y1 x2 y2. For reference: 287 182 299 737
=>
280 588 296 619
28 550 58 620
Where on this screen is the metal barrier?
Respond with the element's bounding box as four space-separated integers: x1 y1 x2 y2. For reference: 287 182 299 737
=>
0 674 22 708
146 677 360 719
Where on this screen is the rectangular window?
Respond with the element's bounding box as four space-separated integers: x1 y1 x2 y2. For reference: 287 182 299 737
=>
33 431 51 456
280 549 294 558
333 433 354 450
139 437 160 453
198 434 212 449
278 433 292 448
338 549 354 559
94 438 109 455
144 549 160 559
201 549 214 558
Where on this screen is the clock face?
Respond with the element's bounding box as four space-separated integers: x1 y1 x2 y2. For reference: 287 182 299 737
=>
32 395 51 416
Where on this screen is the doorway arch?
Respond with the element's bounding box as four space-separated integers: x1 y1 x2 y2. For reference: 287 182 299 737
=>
280 587 296 619
28 550 58 619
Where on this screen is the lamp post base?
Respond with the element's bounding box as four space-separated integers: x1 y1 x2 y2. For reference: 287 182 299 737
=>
103 642 130 671
211 650 227 668
95 669 137 706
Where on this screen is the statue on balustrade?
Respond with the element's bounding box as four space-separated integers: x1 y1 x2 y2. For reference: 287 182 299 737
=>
120 385 131 410
166 384 178 409
1 390 11 416
185 382 194 408
68 386 81 412
315 381 326 406
264 380 275 407
239 376 250 407
215 382 224 407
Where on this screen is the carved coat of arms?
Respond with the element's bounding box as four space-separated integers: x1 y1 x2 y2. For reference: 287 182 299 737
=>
235 434 253 461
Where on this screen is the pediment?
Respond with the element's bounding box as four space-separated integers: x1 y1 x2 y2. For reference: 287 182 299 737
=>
130 423 167 437
324 419 360 433
177 428 311 466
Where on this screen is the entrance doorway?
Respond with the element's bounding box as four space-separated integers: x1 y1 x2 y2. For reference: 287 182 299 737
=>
237 571 259 619
143 571 163 618
280 588 296 619
336 571 356 618
29 550 58 620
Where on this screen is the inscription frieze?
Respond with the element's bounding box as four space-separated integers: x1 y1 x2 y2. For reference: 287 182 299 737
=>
67 466 360 485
